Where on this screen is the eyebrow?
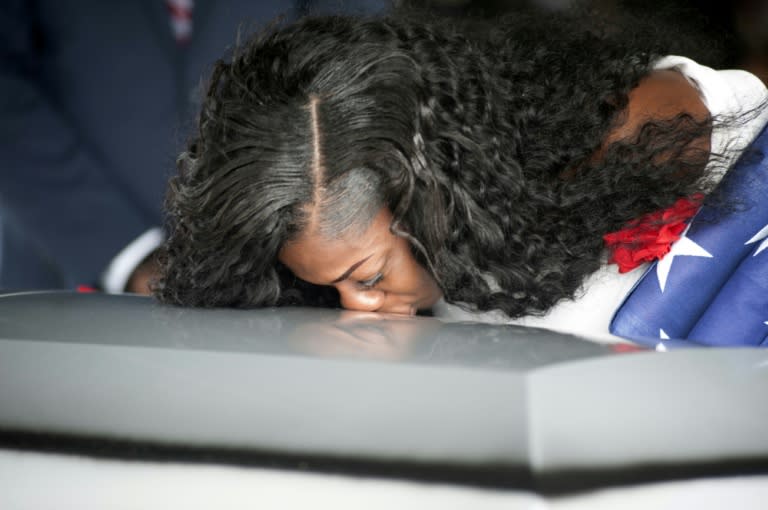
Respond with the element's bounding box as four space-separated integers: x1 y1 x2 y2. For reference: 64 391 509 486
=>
331 255 372 284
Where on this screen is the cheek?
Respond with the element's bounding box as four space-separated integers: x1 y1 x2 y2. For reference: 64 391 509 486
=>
406 251 441 303
392 245 423 292
419 266 441 300
387 236 440 301
403 251 440 299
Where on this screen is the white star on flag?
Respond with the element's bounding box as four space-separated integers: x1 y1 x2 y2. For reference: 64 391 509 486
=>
656 228 713 292
659 328 670 339
745 224 768 256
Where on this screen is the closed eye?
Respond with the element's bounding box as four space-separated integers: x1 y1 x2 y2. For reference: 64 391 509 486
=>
357 273 383 289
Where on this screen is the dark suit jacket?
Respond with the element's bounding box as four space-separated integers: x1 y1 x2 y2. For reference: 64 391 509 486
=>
0 0 385 289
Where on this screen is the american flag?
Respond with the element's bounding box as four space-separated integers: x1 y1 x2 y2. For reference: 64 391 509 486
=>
611 123 768 348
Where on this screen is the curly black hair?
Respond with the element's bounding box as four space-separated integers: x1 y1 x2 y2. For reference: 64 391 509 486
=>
156 9 719 317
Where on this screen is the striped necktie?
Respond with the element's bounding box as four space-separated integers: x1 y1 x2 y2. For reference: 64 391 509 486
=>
166 0 194 44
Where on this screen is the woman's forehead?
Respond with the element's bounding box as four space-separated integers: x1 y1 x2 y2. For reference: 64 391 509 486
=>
279 208 393 282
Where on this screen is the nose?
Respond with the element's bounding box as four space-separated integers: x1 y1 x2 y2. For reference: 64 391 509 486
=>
337 285 385 312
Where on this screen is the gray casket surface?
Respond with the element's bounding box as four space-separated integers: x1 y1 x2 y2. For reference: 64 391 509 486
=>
0 292 766 492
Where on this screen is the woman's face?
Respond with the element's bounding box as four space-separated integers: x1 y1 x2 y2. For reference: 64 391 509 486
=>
279 208 443 315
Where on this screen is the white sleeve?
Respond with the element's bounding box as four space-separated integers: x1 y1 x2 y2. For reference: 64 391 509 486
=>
100 228 165 293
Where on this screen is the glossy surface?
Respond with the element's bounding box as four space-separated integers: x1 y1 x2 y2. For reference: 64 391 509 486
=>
0 291 613 368
0 292 766 488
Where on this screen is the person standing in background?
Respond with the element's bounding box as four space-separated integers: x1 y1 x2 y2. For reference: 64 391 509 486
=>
0 0 387 294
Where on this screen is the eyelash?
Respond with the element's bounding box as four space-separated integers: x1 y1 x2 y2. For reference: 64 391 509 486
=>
357 273 383 290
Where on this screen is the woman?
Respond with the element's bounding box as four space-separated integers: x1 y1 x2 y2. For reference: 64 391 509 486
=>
155 10 767 340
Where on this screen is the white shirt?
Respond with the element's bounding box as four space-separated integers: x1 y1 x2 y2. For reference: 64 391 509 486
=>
433 56 768 342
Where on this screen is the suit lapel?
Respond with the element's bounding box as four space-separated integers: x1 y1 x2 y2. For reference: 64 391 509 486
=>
139 0 180 60
190 0 213 44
